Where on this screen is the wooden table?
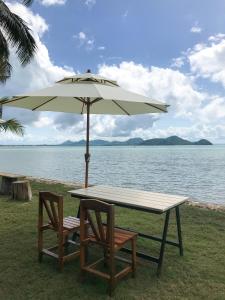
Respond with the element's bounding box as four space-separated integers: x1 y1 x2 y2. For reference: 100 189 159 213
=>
0 172 26 195
69 185 188 276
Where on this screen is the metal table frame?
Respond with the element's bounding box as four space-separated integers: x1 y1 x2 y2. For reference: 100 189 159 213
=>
70 190 184 276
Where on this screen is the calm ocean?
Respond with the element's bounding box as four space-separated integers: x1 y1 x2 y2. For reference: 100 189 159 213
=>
0 145 224 204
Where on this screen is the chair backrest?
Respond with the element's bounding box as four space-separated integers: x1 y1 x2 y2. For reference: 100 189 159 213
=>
80 199 114 247
39 191 63 231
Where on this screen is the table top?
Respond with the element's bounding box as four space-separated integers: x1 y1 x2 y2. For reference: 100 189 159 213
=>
69 185 189 214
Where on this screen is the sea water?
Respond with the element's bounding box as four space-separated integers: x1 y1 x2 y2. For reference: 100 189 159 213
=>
0 145 224 204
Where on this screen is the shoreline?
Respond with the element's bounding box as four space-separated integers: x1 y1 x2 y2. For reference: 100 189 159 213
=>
186 199 225 212
26 175 225 212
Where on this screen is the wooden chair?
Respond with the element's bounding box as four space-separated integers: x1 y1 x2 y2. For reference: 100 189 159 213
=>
38 191 80 271
80 199 137 296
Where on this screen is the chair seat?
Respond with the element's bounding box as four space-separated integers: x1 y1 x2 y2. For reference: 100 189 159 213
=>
90 226 137 247
63 216 80 230
114 228 137 246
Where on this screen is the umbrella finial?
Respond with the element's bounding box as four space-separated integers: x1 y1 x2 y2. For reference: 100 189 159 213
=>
86 69 91 73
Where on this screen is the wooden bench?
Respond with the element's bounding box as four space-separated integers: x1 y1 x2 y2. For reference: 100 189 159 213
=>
0 172 26 195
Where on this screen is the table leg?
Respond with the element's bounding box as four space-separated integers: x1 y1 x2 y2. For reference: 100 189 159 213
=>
116 206 184 275
72 204 81 241
157 210 170 277
76 205 80 218
176 206 183 256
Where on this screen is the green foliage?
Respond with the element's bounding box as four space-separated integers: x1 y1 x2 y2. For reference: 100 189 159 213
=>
0 0 37 83
0 118 24 135
0 180 225 299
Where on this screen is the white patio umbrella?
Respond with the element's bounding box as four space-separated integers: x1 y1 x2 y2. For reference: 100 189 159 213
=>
2 70 169 187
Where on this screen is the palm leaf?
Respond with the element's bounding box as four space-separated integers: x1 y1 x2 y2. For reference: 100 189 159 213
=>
0 28 11 82
0 1 37 65
0 59 11 83
22 0 33 6
0 29 9 58
0 119 24 136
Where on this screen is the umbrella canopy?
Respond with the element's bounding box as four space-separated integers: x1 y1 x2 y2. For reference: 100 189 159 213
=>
2 70 169 187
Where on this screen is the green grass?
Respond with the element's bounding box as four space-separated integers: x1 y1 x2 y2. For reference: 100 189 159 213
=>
0 180 225 300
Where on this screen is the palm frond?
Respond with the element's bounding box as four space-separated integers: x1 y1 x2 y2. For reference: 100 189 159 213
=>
0 29 9 58
22 0 33 6
0 1 37 65
0 29 11 83
0 59 11 83
0 119 24 136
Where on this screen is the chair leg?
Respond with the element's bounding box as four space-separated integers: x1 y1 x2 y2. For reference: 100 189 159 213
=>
79 242 86 283
64 234 69 255
38 229 43 263
108 250 115 297
131 237 137 278
103 248 109 268
58 234 64 271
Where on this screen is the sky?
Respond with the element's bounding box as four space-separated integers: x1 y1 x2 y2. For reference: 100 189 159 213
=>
1 0 225 144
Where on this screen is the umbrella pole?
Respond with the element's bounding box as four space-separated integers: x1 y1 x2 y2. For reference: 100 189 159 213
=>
0 103 2 119
84 99 90 188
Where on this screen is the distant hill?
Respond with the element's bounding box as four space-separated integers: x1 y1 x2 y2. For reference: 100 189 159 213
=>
60 138 144 146
141 136 212 145
59 136 212 146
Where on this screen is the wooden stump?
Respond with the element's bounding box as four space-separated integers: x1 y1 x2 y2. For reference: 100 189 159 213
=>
0 177 15 195
0 173 26 195
12 180 32 201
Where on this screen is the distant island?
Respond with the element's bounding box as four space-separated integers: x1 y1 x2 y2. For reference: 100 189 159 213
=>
59 136 212 146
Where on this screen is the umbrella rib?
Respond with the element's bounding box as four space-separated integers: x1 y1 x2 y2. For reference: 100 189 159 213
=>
32 96 57 111
3 96 29 104
57 78 66 83
145 103 168 113
112 100 130 115
91 98 102 105
73 97 87 104
104 80 118 87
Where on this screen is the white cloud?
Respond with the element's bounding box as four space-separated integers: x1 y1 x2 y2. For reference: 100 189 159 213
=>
190 26 202 33
198 96 225 123
73 31 95 51
188 35 225 86
171 56 185 68
98 61 225 142
86 39 95 51
78 31 86 40
208 33 225 42
99 61 205 119
84 0 96 9
39 0 67 6
33 116 54 128
190 22 202 33
133 123 225 142
98 46 106 51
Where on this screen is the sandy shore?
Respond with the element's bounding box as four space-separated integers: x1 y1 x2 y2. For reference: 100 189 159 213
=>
27 175 84 188
186 199 225 211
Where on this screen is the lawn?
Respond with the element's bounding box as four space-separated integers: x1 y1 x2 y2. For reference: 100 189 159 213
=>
0 180 225 300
